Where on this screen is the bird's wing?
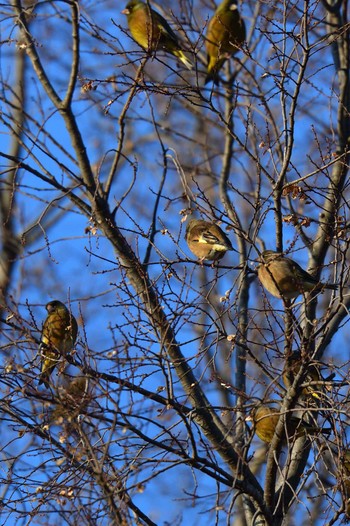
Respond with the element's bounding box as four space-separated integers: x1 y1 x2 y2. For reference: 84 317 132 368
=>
200 229 224 245
153 11 179 43
291 260 318 284
202 227 232 249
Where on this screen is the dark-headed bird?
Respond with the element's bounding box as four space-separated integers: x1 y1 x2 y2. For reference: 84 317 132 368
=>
39 300 78 388
185 219 233 261
257 250 338 300
205 0 246 84
122 0 192 69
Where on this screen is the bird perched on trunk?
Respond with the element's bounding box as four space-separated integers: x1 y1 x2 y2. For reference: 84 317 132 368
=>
205 0 246 84
122 0 192 69
282 352 334 400
39 300 78 388
247 404 331 444
185 219 233 261
257 250 338 300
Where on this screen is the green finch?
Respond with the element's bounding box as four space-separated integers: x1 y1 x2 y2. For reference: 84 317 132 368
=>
122 0 192 69
257 250 338 300
39 300 78 388
185 219 233 261
205 0 246 84
247 404 331 444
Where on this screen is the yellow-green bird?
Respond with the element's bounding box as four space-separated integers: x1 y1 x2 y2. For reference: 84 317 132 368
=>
185 219 233 261
122 0 192 69
39 300 78 388
247 405 330 444
257 250 338 300
205 0 246 84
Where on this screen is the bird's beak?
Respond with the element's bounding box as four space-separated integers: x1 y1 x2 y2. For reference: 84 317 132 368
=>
121 8 130 14
245 415 252 423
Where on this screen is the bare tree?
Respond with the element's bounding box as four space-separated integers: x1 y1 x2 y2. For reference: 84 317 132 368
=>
0 0 350 524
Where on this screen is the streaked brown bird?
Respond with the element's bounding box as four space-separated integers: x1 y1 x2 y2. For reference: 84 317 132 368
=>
257 250 338 300
282 352 334 400
247 404 331 444
205 0 246 84
39 300 78 388
185 219 233 261
122 0 192 69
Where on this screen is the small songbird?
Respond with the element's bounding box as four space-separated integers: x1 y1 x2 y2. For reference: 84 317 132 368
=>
282 352 334 400
247 404 330 444
185 219 233 261
122 0 192 69
205 0 246 84
257 250 338 300
39 300 78 388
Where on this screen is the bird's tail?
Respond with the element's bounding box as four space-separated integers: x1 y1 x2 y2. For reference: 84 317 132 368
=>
204 69 220 86
205 70 220 85
324 282 338 291
205 58 225 85
38 373 50 388
173 50 193 70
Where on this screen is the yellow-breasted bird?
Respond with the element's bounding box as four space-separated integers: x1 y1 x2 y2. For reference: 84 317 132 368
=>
247 405 331 444
185 219 233 261
39 300 78 388
205 0 246 84
122 0 192 69
257 250 338 300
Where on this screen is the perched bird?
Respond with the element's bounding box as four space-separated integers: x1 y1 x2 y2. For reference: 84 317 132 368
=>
247 405 331 444
122 0 192 69
185 219 233 261
205 0 246 84
257 250 338 300
282 352 334 400
39 300 78 388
